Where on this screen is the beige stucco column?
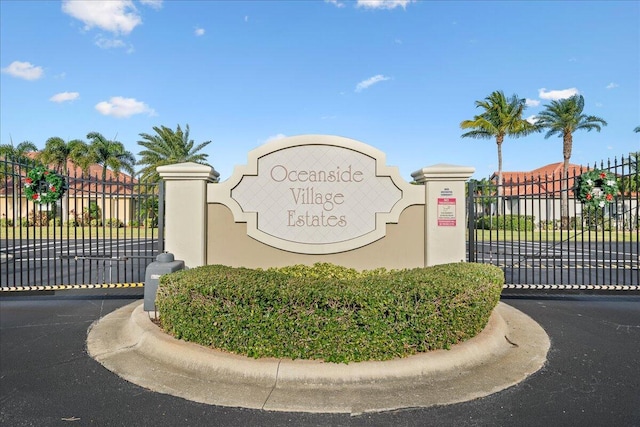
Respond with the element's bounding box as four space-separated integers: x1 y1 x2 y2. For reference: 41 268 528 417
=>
411 164 475 267
157 162 219 268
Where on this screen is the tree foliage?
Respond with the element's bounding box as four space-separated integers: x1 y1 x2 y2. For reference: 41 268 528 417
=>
460 91 536 187
136 124 211 183
86 132 136 181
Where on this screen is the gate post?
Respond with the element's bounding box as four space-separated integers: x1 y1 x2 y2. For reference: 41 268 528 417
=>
157 162 219 268
411 164 475 267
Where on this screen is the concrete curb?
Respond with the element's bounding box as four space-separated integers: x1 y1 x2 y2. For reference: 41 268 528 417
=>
87 301 550 414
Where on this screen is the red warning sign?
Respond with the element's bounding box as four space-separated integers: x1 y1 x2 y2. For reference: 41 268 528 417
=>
437 197 456 226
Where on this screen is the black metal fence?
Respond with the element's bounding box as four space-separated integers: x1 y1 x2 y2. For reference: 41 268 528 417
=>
468 154 639 290
1 157 163 291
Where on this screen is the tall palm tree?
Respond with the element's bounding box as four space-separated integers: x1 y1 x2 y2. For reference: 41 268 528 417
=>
0 141 39 221
37 137 91 222
535 94 607 227
0 140 38 163
136 124 211 183
460 91 536 213
86 132 136 181
38 137 90 175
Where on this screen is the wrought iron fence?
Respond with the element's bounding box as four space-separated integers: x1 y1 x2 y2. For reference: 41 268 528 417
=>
468 154 639 290
1 157 163 290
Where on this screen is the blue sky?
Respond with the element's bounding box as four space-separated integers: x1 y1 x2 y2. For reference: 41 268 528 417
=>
1 0 638 182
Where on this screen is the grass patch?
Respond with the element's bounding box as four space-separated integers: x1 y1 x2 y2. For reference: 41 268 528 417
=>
155 262 504 364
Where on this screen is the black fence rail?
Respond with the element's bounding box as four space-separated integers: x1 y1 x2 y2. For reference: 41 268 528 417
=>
1 157 163 290
468 154 639 289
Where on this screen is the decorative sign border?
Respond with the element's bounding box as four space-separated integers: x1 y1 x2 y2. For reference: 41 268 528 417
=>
208 135 425 254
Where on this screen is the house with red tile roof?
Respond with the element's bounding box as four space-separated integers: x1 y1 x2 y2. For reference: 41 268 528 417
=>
1 156 155 225
486 162 635 227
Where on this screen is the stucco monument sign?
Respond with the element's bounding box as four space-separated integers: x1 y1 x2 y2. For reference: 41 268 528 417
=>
224 136 422 254
157 134 474 269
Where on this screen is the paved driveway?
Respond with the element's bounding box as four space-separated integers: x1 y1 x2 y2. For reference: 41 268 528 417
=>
1 294 639 426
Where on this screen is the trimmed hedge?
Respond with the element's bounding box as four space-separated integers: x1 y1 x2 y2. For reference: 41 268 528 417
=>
476 214 535 231
156 262 504 363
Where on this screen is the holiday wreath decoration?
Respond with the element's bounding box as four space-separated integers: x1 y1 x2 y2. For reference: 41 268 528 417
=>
24 166 67 205
573 169 618 209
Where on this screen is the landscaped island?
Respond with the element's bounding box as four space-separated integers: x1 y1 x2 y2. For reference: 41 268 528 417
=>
155 262 504 363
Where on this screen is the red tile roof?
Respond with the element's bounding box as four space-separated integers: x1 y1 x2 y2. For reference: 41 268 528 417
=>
491 162 591 197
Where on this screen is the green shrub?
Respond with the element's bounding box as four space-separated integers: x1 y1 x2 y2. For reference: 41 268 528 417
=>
65 219 79 227
128 220 140 227
89 219 102 227
48 217 62 226
0 218 13 227
105 218 123 228
156 262 504 363
476 215 534 231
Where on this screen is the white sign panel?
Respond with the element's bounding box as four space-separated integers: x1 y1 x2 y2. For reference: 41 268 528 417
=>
210 135 424 254
232 145 401 245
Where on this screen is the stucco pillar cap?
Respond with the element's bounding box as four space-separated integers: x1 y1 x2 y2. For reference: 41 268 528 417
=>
411 164 475 183
157 162 220 182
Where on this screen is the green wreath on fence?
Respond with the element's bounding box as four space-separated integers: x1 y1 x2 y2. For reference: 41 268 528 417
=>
24 166 67 205
573 169 618 209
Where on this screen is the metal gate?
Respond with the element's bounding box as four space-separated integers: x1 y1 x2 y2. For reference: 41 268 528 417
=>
467 154 639 291
1 157 163 291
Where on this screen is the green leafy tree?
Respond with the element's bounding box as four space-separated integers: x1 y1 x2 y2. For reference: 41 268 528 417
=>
136 124 211 183
0 140 39 221
86 132 136 181
38 137 90 175
467 178 497 215
535 94 607 227
460 91 536 213
0 140 38 164
619 151 639 194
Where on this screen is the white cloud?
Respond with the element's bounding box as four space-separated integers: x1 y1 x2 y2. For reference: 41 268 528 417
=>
265 134 287 143
95 35 127 49
525 115 539 124
606 82 619 89
356 0 416 9
62 0 142 35
140 0 163 9
525 99 540 107
1 61 44 80
50 92 80 103
95 96 156 118
538 88 579 101
195 27 205 36
355 74 390 92
325 0 346 7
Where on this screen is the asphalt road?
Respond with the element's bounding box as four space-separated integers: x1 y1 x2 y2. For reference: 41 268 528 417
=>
0 239 158 287
1 294 639 426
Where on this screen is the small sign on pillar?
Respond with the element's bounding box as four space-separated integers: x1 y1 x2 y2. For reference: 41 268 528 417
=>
437 197 456 227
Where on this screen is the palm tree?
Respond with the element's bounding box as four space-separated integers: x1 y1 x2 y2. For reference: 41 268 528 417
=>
634 126 639 133
460 91 536 213
0 140 38 163
136 124 211 183
0 140 39 222
0 140 38 183
535 95 607 227
86 132 136 181
38 137 90 175
37 137 92 222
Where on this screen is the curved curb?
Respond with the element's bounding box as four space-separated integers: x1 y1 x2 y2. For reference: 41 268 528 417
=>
87 301 549 414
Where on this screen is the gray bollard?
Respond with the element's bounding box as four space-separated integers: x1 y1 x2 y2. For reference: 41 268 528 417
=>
144 252 185 312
